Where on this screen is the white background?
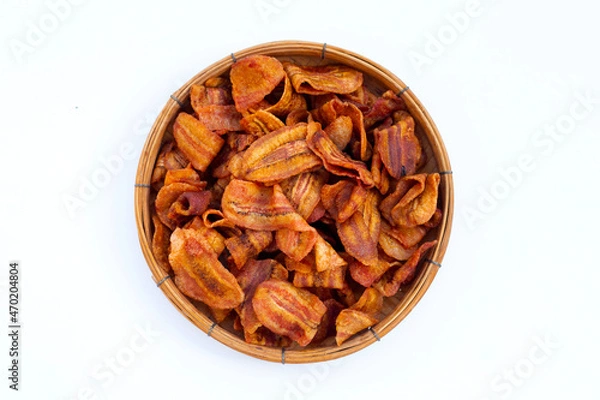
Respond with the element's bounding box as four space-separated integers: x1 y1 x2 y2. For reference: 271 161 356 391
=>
1 0 599 399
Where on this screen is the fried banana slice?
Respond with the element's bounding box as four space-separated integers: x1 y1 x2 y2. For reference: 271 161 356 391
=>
337 189 381 267
380 173 440 228
169 228 244 309
225 230 273 269
363 90 406 129
335 288 383 345
321 180 368 224
253 279 327 346
306 123 373 187
240 110 285 137
236 259 281 334
230 55 285 113
222 179 315 233
373 240 437 297
151 213 172 274
283 63 363 95
280 169 329 219
275 229 318 262
173 112 224 172
311 98 370 161
229 123 322 183
374 111 422 178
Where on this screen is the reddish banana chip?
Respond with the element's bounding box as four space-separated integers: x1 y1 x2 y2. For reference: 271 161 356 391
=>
280 169 329 220
306 123 374 187
167 191 212 227
252 279 327 346
293 260 347 290
173 112 225 172
352 287 384 315
229 123 322 183
335 288 383 345
335 309 377 346
307 201 326 223
311 299 345 344
151 213 172 274
283 233 346 275
222 179 315 233
204 77 229 89
424 208 443 228
349 257 400 288
313 235 346 272
283 62 363 95
227 132 256 152
151 142 188 191
244 326 291 347
363 90 406 129
209 307 232 324
225 230 273 269
164 164 205 187
236 259 280 334
230 55 285 113
337 190 381 267
184 216 226 255
340 85 377 110
201 209 243 237
194 105 242 133
284 254 313 274
374 240 437 297
380 219 427 249
191 81 241 132
286 109 311 126
380 173 440 228
378 229 418 262
190 83 232 108
374 111 422 178
270 262 289 281
156 181 206 230
312 98 370 161
240 110 285 136
324 115 353 150
262 74 307 117
275 229 318 262
169 228 244 309
371 132 391 195
321 180 367 224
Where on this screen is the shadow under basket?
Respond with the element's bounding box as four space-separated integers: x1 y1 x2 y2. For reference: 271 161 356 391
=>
134 40 454 364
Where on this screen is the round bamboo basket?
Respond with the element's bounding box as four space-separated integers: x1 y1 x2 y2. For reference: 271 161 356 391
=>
135 40 453 364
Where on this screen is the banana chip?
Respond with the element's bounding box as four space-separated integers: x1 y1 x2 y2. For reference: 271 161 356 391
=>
283 62 363 95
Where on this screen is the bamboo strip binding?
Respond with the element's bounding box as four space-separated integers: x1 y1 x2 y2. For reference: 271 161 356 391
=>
134 40 454 364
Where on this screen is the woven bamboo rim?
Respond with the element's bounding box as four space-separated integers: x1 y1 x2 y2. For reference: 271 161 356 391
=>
134 40 454 364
